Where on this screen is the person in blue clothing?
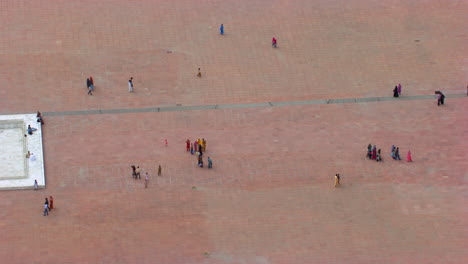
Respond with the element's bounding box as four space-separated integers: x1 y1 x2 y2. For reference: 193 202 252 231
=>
220 24 224 35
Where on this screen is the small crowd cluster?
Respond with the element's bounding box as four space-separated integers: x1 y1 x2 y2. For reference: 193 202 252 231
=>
434 91 445 106
367 144 412 162
130 164 162 188
366 144 383 161
186 138 213 168
42 196 54 216
392 84 402 97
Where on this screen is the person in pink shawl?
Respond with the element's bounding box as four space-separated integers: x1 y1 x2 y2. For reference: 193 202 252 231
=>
398 84 402 96
407 150 412 162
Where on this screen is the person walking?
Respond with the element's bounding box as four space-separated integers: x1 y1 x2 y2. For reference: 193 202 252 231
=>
391 145 396 159
194 141 198 154
36 111 44 125
144 173 149 188
186 139 191 152
43 203 49 216
87 77 93 95
197 68 202 78
395 147 401 160
435 91 445 106
202 138 206 152
372 145 377 160
128 77 134 92
407 150 413 162
34 179 38 190
190 142 194 154
393 86 399 97
334 174 341 187
198 155 204 167
398 83 402 96
135 166 141 179
89 76 94 92
376 149 382 162
49 196 54 210
208 157 213 168
272 37 277 48
220 24 224 35
158 165 162 176
44 197 49 210
131 165 137 178
367 144 372 159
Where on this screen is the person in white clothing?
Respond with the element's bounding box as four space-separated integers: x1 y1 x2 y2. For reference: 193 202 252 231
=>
128 77 134 92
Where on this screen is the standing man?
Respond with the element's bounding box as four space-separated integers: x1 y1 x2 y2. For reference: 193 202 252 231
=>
158 165 162 176
144 173 149 188
34 179 38 190
220 24 224 35
128 77 134 92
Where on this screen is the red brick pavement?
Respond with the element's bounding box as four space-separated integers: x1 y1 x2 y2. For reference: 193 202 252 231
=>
0 0 466 114
0 0 467 263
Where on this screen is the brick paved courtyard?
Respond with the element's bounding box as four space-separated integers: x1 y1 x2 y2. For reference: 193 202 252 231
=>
0 0 467 263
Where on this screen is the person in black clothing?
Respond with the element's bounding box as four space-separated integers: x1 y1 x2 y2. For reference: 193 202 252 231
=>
393 86 399 97
86 78 93 95
367 144 372 159
440 92 445 105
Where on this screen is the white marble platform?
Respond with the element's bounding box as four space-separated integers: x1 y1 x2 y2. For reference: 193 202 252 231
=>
0 114 45 190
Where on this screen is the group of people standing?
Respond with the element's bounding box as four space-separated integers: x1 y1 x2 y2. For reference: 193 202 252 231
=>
186 138 213 169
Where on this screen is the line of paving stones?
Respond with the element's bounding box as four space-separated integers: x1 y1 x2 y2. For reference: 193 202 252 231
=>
31 93 465 117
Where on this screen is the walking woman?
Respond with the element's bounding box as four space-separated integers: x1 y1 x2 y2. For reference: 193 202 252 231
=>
376 149 382 162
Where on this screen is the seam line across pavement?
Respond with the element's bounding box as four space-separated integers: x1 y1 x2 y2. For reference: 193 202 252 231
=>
28 93 466 117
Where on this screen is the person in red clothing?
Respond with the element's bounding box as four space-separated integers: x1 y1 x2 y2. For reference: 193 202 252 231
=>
186 139 190 152
272 37 277 48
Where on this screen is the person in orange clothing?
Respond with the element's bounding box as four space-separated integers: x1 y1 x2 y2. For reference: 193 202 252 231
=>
202 138 207 152
49 196 54 210
334 174 341 187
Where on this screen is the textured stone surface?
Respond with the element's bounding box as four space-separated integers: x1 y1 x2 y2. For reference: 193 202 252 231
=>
0 114 45 189
0 0 466 263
